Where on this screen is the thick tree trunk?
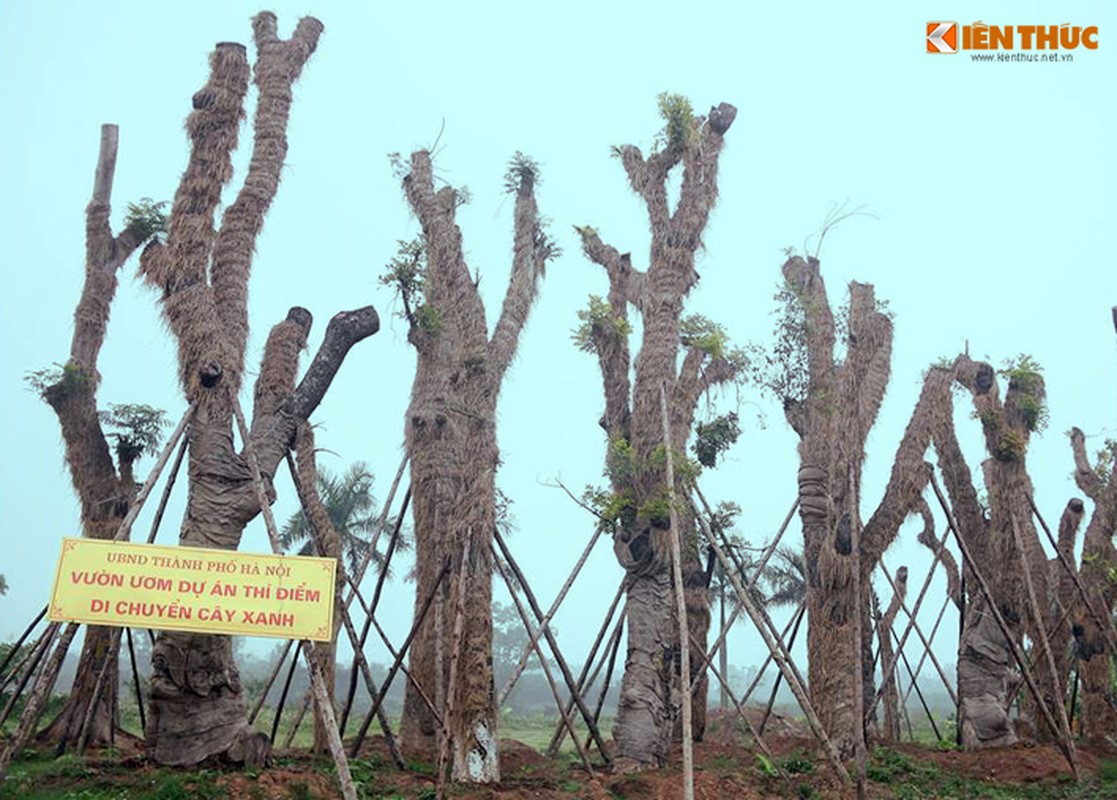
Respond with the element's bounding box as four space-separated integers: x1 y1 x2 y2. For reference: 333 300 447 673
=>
396 150 550 783
577 101 737 768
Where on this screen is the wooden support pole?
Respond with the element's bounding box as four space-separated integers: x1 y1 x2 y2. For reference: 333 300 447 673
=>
0 623 57 728
758 604 807 736
145 434 188 544
339 487 410 734
892 629 941 741
584 610 625 753
125 628 145 734
0 622 78 779
1010 514 1079 777
493 529 612 764
544 578 626 757
695 503 851 784
272 641 303 745
76 627 123 756
869 509 957 717
498 522 604 705
928 474 1079 778
0 607 47 683
249 641 294 725
1027 493 1117 653
114 403 196 542
740 601 805 709
494 555 595 776
283 452 404 767
231 395 355 800
877 563 957 706
660 383 693 800
350 561 449 757
898 594 950 712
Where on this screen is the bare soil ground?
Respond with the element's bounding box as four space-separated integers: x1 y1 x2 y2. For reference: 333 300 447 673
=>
4 715 1115 800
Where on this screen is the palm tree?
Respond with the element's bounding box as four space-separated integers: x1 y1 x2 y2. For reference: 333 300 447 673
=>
280 462 404 580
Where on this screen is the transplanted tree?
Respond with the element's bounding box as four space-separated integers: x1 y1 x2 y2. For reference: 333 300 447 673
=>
1067 430 1117 740
574 94 738 769
24 159 168 750
932 354 1064 747
383 151 556 782
129 14 378 765
750 254 961 758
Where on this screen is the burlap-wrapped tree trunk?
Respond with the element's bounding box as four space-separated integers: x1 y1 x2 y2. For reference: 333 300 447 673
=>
933 355 1055 748
576 100 737 769
32 124 153 751
779 255 948 759
132 14 378 766
396 152 553 783
1069 428 1117 741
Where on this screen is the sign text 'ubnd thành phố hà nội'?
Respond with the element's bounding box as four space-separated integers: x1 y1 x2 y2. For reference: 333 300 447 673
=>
48 538 336 641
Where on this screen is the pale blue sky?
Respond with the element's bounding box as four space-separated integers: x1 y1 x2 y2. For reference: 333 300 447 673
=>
1 1 1113 678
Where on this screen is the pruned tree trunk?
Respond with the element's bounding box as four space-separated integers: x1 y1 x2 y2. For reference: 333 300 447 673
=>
877 568 907 741
1069 428 1117 741
33 123 152 751
396 151 553 783
576 100 737 769
779 255 941 760
129 14 378 766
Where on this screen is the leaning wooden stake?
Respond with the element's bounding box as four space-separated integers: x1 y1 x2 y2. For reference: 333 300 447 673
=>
757 604 807 735
498 522 604 704
0 607 47 682
1010 513 1079 776
494 554 595 776
739 601 806 710
545 578 626 756
232 395 356 800
929 474 1079 779
76 627 123 756
249 641 295 724
847 464 867 800
437 536 473 799
145 434 188 544
899 594 951 713
695 503 851 784
660 383 694 800
878 562 957 706
493 529 612 764
1027 493 1117 653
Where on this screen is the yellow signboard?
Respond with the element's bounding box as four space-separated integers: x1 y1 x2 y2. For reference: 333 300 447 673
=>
48 538 336 641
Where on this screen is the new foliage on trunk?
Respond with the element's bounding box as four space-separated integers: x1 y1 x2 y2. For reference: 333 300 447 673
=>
937 355 1059 747
392 151 554 783
132 14 379 765
29 125 165 750
775 255 906 759
1068 428 1117 740
576 97 738 769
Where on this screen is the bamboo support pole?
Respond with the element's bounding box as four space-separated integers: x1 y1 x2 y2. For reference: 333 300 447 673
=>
695 502 851 784
76 627 123 755
272 641 302 745
660 383 693 800
544 578 626 756
231 395 355 800
892 629 941 741
349 561 449 757
125 628 145 734
928 474 1080 779
741 601 805 710
494 555 595 776
497 522 604 705
493 529 612 764
1027 494 1117 653
877 563 957 706
1010 513 1079 777
339 487 410 733
145 434 188 544
757 604 807 736
249 641 294 724
899 594 951 712
584 610 625 753
0 607 46 683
